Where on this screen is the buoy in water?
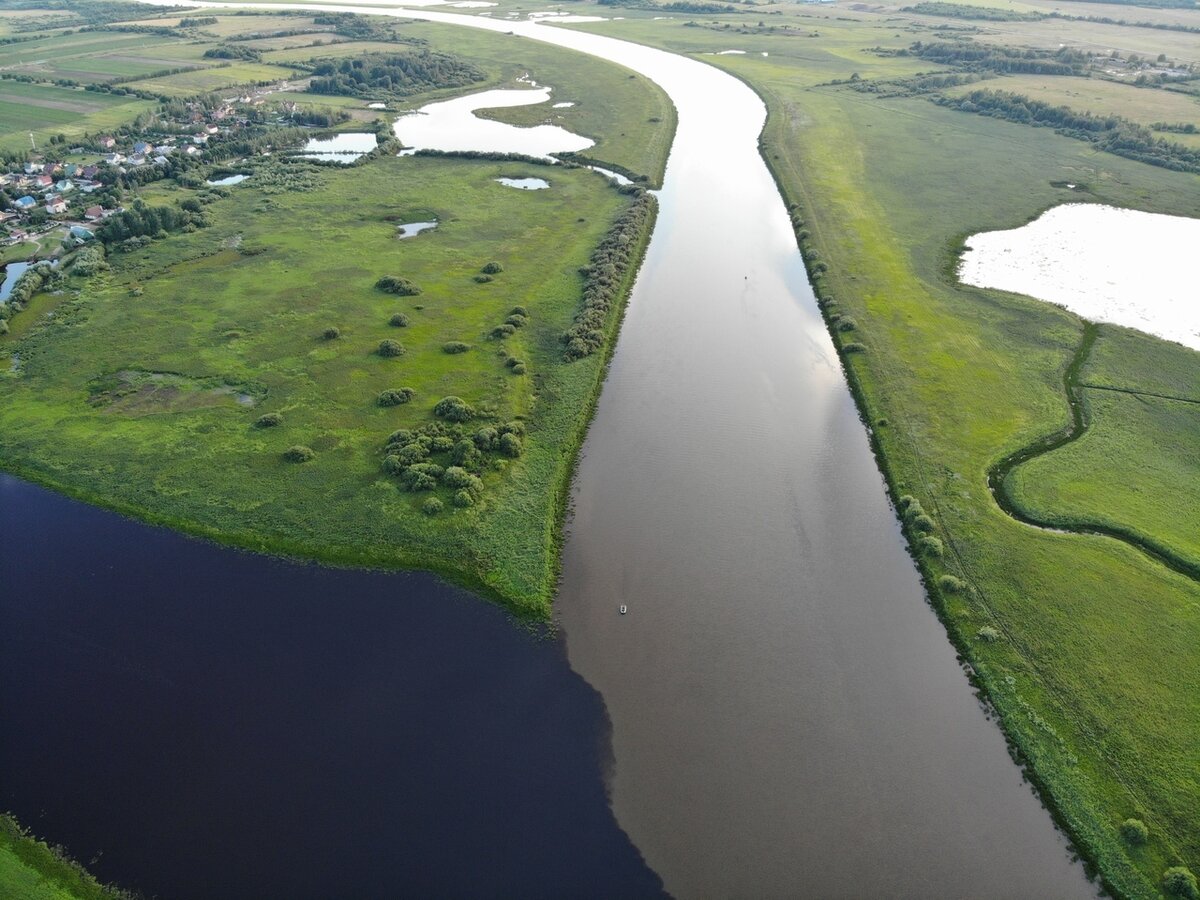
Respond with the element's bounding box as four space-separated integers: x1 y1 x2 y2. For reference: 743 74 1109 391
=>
619 604 628 615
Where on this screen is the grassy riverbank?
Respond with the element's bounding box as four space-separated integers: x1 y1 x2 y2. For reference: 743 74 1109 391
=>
0 815 123 900
0 153 652 616
544 3 1200 896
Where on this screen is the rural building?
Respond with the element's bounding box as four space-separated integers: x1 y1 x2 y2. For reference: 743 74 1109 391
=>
44 195 67 215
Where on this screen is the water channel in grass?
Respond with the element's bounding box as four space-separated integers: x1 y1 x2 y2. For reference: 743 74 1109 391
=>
14 1 1100 896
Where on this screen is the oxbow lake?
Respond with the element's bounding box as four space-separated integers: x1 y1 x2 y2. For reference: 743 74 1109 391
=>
960 203 1200 350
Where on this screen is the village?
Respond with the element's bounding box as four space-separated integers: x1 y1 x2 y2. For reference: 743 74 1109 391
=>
0 97 261 273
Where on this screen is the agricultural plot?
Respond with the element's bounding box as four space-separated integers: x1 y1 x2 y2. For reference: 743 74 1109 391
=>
126 63 302 98
0 32 207 83
0 80 153 153
942 75 1200 128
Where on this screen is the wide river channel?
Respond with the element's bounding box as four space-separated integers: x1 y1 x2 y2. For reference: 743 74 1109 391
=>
4 2 1096 896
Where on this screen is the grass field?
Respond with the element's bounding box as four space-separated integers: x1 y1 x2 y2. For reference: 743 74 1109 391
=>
126 63 302 97
0 153 648 615
0 815 119 900
942 74 1200 128
553 5 1200 897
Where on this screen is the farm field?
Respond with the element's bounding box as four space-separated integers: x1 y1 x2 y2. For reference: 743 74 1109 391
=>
126 63 302 98
942 74 1200 127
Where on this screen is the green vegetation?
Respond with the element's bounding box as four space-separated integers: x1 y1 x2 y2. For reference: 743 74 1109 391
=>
0 814 124 899
307 50 484 97
0 151 653 616
903 2 1046 21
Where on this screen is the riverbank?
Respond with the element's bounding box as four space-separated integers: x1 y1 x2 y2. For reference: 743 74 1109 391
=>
742 48 1199 900
0 814 125 900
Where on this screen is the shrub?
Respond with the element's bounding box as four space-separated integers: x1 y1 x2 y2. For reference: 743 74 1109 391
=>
505 314 527 328
511 363 527 375
387 429 414 447
843 342 867 353
0 320 8 335
491 324 515 338
474 274 493 283
977 626 1000 643
1119 818 1149 846
511 305 528 317
422 497 444 515
430 435 455 453
442 341 470 354
376 275 421 296
451 439 482 469
498 432 523 458
378 339 405 357
389 313 410 327
473 427 499 450
283 445 315 463
443 466 484 496
920 535 943 558
401 462 443 491
938 574 965 594
481 261 504 274
505 357 523 369
255 412 283 428
453 489 474 508
382 454 405 476
322 326 340 340
433 396 474 422
836 317 858 332
910 513 935 533
395 442 429 465
1164 868 1199 900
378 388 415 407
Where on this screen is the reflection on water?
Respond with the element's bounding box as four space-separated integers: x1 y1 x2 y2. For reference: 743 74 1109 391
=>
495 176 549 190
0 473 665 900
296 132 378 163
205 173 249 186
394 86 592 158
960 203 1200 350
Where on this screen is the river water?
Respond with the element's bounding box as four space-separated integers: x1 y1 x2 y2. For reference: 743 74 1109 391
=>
18 1 1095 896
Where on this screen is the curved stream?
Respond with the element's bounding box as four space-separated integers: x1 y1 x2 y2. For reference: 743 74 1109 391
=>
132 2 1096 895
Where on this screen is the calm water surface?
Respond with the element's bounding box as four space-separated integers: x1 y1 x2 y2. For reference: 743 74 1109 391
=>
47 1 1098 896
0 473 663 899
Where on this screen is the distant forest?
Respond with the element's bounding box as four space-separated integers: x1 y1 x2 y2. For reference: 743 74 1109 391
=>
306 52 484 98
911 41 1091 75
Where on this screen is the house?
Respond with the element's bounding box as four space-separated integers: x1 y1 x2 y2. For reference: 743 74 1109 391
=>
191 133 209 144
205 124 219 135
102 153 124 165
34 175 53 189
81 165 99 179
98 136 116 149
55 179 74 193
45 195 67 215
153 144 173 155
84 205 105 221
15 196 36 210
132 141 150 155
24 162 42 174
63 163 78 177
128 154 146 166
8 227 28 240
183 145 201 156
76 180 102 193
153 155 169 166
45 162 63 176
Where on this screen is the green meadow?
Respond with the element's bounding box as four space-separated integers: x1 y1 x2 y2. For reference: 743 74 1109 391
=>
0 815 122 900
0 153 647 616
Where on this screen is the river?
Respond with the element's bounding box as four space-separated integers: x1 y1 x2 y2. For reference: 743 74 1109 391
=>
13 1 1095 896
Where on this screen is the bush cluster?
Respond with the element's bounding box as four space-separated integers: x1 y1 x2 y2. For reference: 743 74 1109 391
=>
481 261 504 274
442 341 470 354
376 275 422 296
283 445 316 463
389 313 410 327
433 396 474 422
380 420 525 502
562 193 654 360
378 387 416 407
378 339 405 357
255 412 283 428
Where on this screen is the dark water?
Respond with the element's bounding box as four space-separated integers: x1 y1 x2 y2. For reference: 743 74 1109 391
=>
0 473 663 899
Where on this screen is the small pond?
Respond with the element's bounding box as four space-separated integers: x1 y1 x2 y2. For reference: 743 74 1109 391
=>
959 203 1200 350
296 132 378 164
0 259 56 304
393 87 592 158
495 177 549 190
397 220 438 237
206 174 249 186
367 102 388 110
552 101 575 108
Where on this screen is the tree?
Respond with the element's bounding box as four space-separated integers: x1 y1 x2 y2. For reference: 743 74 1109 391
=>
378 339 405 357
378 388 415 406
481 261 504 274
389 313 409 327
255 412 283 428
1119 819 1148 846
1164 868 1199 900
433 396 474 422
323 326 340 340
376 275 421 296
